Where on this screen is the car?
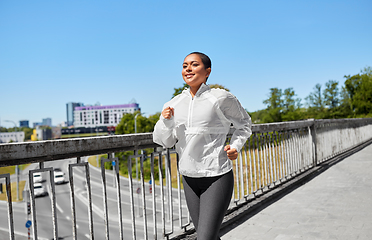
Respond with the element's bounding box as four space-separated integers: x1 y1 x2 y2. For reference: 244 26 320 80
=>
53 168 62 173
54 172 65 184
33 183 47 197
33 173 43 183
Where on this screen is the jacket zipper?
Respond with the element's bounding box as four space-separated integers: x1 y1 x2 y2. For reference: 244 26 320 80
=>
188 96 194 128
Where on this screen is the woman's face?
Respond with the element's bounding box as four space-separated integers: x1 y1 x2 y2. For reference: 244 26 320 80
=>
182 54 211 89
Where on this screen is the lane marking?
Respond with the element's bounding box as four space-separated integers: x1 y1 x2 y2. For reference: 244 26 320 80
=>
56 203 64 213
0 226 48 240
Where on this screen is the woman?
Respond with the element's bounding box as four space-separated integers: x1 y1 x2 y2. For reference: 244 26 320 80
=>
153 52 252 240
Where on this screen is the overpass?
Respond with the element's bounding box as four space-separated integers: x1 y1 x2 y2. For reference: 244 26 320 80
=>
0 118 371 239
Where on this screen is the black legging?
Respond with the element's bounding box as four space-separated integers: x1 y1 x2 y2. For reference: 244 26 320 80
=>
183 170 234 240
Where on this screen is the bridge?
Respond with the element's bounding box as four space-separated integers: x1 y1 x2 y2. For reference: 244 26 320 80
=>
0 118 371 239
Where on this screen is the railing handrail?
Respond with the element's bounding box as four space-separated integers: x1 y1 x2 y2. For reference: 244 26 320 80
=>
2 118 372 166
0 133 156 165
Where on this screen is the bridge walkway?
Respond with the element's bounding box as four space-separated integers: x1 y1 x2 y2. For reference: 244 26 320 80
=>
219 143 372 240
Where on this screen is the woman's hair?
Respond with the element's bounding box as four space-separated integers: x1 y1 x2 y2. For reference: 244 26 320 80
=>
187 52 212 70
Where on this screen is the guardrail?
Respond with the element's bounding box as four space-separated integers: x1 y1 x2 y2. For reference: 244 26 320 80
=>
1 118 372 240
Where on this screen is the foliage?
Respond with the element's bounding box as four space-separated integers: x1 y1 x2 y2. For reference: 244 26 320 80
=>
344 67 372 116
261 87 302 123
173 83 189 97
21 127 33 141
251 66 371 123
115 111 160 134
111 111 162 179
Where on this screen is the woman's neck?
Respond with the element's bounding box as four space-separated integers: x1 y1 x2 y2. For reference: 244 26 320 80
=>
189 83 205 97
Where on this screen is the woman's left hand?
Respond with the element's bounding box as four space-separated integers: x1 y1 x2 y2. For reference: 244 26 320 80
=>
224 145 238 160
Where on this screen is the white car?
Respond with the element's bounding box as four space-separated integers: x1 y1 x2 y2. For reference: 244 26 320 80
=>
33 183 47 197
33 173 43 183
54 172 65 184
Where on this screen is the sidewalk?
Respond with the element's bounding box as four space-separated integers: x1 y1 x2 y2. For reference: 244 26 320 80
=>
220 143 372 240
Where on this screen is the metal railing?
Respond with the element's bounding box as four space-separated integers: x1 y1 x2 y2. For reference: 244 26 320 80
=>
1 118 372 240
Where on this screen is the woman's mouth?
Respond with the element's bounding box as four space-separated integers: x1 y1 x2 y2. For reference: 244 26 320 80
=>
185 74 194 78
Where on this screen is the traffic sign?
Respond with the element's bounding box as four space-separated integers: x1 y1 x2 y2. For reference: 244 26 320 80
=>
112 161 116 166
25 220 32 228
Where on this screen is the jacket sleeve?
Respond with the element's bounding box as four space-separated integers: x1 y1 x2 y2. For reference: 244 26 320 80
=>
221 94 252 152
153 113 178 149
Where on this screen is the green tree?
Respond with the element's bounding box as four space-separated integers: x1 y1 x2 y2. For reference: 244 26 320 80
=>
115 111 159 134
323 80 339 109
21 127 34 141
305 83 324 110
262 88 283 123
173 83 189 97
282 88 302 121
344 67 372 116
113 112 161 179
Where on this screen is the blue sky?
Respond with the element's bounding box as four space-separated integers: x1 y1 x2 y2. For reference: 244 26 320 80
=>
1 0 371 128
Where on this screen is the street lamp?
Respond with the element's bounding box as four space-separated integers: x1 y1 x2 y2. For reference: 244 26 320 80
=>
4 120 20 201
134 113 140 134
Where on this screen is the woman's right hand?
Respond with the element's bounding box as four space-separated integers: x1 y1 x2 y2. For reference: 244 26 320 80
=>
162 107 174 119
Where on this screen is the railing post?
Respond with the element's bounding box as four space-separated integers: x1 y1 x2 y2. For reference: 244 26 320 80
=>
309 119 318 166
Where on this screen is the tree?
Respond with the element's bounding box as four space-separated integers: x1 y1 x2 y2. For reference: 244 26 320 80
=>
282 88 302 121
173 83 189 98
323 80 339 109
305 83 324 110
115 111 160 135
262 88 283 123
113 111 161 178
21 127 33 141
344 67 372 116
208 84 230 92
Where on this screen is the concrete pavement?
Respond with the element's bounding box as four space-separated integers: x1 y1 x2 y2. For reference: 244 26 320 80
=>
220 143 372 240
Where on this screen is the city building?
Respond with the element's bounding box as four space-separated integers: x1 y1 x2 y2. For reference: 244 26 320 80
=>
66 102 84 126
42 118 52 127
33 122 42 128
0 131 25 143
31 127 52 141
73 103 140 128
19 120 29 128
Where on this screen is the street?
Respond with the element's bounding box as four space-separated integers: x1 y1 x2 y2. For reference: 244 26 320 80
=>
0 157 189 240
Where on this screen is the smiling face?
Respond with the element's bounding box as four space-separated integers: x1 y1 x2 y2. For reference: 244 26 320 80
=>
182 54 211 93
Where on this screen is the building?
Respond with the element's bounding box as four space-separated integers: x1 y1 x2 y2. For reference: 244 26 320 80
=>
66 102 84 126
31 127 52 141
33 122 42 128
42 118 52 127
19 120 29 128
0 131 25 143
73 103 140 128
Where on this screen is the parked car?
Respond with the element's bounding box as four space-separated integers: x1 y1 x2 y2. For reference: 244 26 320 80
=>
33 173 43 183
33 183 47 197
54 171 66 184
53 168 62 173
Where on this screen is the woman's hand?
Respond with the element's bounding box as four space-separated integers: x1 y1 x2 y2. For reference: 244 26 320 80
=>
224 145 238 160
162 107 174 119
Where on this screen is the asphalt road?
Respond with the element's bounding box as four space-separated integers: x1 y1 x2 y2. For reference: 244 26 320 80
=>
1 157 189 240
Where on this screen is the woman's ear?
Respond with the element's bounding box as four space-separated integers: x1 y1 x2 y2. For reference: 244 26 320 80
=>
206 67 211 78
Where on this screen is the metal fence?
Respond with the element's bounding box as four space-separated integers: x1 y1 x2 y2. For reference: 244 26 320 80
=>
0 118 371 240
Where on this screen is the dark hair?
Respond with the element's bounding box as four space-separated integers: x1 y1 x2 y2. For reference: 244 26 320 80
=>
187 52 212 69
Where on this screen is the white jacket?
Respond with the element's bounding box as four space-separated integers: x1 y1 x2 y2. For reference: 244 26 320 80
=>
153 83 252 177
